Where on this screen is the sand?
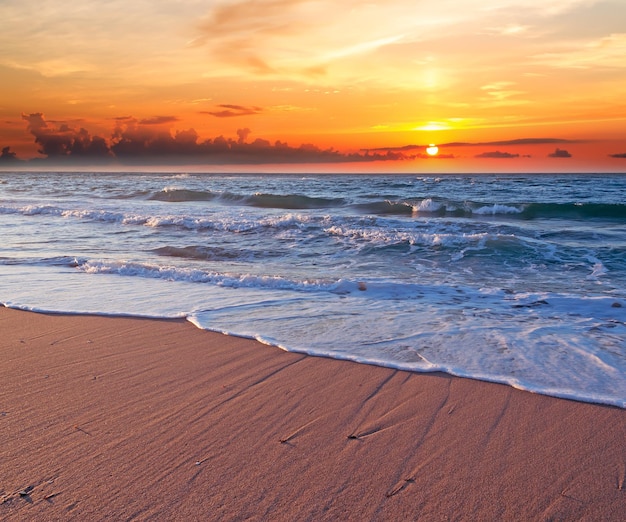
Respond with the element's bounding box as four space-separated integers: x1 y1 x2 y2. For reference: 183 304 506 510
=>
0 306 624 521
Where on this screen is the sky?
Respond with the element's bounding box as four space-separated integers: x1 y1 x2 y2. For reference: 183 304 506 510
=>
1 0 625 171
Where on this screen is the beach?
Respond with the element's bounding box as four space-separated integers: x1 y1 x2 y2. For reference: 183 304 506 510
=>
1 306 624 521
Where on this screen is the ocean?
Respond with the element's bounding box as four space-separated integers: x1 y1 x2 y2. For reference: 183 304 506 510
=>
1 170 625 407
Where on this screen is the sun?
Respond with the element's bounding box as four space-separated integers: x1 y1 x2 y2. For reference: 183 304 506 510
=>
426 144 439 156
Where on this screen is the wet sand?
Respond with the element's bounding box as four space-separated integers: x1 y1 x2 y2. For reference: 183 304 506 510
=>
1 306 624 520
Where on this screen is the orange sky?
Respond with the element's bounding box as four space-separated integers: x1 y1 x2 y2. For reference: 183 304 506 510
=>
1 0 625 171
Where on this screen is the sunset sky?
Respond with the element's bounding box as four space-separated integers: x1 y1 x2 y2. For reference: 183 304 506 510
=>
1 0 625 171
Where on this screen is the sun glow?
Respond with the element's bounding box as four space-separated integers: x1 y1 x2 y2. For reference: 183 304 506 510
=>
426 144 439 156
415 122 450 132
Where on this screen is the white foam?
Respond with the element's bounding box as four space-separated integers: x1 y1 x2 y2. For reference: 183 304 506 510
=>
75 259 343 293
412 198 442 212
473 204 522 215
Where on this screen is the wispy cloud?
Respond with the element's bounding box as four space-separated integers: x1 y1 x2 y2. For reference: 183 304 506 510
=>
532 33 626 69
138 116 180 125
201 105 263 118
479 81 529 106
366 138 578 152
475 151 520 158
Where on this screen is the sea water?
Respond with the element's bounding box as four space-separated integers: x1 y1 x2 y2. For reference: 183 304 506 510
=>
1 171 625 407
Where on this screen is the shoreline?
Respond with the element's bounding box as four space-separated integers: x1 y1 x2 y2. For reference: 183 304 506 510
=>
7 303 625 410
1 307 625 520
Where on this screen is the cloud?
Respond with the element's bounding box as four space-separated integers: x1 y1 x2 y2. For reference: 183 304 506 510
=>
13 112 406 165
21 112 112 159
111 120 202 158
548 148 572 158
186 0 601 86
609 152 626 158
19 111 608 167
453 138 576 147
190 1 440 78
482 24 532 36
479 82 528 106
532 33 626 69
475 151 520 158
138 116 180 125
195 0 301 41
364 137 575 152
237 128 251 144
0 146 21 162
202 105 263 118
110 120 403 163
245 56 276 75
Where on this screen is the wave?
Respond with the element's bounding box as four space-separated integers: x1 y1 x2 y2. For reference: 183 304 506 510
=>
51 257 622 312
0 204 149 225
1 200 600 262
246 193 346 209
3 198 625 234
353 200 626 221
145 187 526 216
324 224 493 249
473 204 522 215
351 199 524 217
148 188 218 202
154 245 238 261
0 203 327 235
153 245 270 262
0 255 86 267
352 200 416 215
147 187 346 209
520 202 626 220
75 259 345 293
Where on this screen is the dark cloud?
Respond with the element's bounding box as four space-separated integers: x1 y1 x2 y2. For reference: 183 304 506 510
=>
108 119 403 164
111 120 201 158
548 148 572 158
202 104 263 118
10 112 409 165
22 112 47 133
475 151 520 159
138 116 180 125
0 146 21 162
21 112 112 159
609 152 626 158
362 144 420 152
237 128 251 144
